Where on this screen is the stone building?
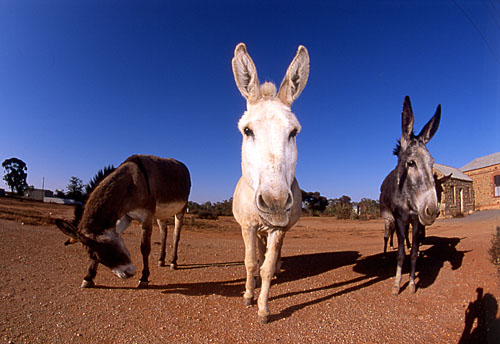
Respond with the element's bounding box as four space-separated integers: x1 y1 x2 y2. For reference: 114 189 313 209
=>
461 152 500 211
434 163 474 217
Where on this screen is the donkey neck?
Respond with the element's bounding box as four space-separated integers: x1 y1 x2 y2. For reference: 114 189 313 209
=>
79 165 144 236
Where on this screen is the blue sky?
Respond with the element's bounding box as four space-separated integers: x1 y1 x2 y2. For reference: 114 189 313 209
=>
1 0 499 203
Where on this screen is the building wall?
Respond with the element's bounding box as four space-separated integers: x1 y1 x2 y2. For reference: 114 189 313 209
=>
463 164 500 210
439 179 474 217
434 168 474 217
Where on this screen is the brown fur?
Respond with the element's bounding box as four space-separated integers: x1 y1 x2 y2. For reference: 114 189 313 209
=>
56 154 191 287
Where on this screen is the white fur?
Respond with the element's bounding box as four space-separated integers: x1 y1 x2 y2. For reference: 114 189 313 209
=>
231 43 309 323
238 99 301 196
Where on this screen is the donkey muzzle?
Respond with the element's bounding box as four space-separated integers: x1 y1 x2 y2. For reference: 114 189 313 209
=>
112 263 136 280
255 190 294 227
419 204 439 226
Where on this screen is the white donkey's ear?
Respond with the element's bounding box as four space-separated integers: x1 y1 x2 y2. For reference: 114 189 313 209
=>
278 45 310 106
232 43 261 103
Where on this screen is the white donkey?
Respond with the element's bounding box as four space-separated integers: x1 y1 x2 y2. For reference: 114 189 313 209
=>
232 43 309 323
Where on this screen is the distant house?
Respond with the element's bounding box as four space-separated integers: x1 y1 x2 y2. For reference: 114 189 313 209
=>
433 163 474 217
461 152 500 211
24 189 54 201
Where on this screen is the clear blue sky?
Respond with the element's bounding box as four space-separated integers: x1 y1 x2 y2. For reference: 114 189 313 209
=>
1 0 499 203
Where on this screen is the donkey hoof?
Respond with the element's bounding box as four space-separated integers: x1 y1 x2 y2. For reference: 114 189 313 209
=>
243 297 253 307
81 280 95 288
137 280 149 289
258 314 269 324
169 263 177 270
392 285 400 296
158 260 166 267
409 283 416 294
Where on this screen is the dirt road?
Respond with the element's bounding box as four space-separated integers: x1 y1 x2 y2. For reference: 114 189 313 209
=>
1 199 499 343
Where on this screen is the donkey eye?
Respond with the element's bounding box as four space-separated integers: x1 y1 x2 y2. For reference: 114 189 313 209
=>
407 160 416 168
289 128 298 140
243 127 254 137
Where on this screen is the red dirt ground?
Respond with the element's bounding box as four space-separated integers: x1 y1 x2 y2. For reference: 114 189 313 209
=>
1 197 500 343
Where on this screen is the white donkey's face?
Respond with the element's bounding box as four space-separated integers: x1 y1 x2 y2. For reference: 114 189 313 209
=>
232 43 309 227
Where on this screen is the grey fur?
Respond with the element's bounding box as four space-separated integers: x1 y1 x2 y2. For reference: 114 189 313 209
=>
379 96 441 295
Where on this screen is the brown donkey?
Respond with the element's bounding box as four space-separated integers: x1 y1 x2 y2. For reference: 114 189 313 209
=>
56 154 191 288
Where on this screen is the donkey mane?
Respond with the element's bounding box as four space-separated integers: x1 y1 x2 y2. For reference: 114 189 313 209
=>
85 165 116 196
260 82 277 98
392 134 416 156
72 165 116 228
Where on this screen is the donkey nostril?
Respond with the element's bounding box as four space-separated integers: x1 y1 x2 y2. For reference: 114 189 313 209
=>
285 192 293 210
258 195 268 210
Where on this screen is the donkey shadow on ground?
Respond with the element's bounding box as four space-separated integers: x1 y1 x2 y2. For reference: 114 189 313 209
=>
93 236 468 323
458 287 500 344
159 250 360 298
269 235 468 322
353 236 468 293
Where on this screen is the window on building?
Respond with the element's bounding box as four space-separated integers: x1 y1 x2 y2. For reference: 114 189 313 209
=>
495 175 500 197
451 186 456 204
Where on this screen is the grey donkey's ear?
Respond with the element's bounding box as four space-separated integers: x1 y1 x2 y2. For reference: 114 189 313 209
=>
278 45 310 106
232 43 261 103
55 219 80 242
401 96 414 142
417 104 441 144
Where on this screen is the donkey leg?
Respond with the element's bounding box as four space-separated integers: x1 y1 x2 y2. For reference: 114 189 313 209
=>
255 233 266 285
82 259 99 288
138 218 153 288
157 219 168 267
392 223 406 296
405 224 411 249
274 237 284 278
242 226 258 306
169 209 185 270
409 222 421 293
258 229 286 324
384 219 393 253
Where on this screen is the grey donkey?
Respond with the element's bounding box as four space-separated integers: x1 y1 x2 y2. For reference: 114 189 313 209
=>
380 96 441 295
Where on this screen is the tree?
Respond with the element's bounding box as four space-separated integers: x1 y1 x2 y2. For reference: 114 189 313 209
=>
327 195 353 219
2 157 28 195
66 176 84 202
357 198 380 219
301 190 328 215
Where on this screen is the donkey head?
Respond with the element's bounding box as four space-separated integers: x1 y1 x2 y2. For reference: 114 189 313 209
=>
395 96 441 225
232 43 309 227
56 219 136 279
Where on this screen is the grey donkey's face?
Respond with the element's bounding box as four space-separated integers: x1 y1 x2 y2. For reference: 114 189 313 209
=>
396 96 441 225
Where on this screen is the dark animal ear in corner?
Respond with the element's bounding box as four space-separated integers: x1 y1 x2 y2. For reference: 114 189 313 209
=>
418 104 441 144
55 219 80 241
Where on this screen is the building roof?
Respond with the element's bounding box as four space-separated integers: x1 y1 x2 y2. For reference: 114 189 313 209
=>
434 163 472 182
460 152 500 172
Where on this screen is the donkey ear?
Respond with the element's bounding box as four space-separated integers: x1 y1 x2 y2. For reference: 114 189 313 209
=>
55 219 80 241
417 104 441 144
278 45 310 106
401 96 414 142
232 43 260 103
